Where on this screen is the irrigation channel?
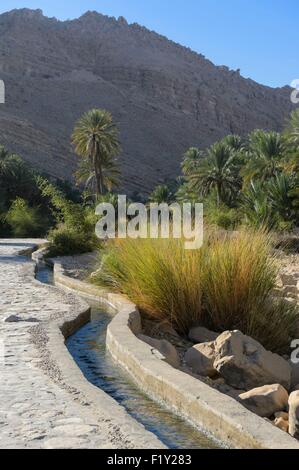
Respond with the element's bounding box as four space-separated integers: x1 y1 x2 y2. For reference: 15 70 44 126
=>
36 262 220 449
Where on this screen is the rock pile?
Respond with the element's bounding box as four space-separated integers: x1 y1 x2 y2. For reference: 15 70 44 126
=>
184 327 299 441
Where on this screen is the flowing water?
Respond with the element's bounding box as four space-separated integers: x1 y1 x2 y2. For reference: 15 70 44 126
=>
36 263 220 449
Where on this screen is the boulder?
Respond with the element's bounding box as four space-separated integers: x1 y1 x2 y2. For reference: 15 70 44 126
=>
238 384 289 418
137 334 180 368
188 326 218 344
275 411 289 421
185 342 217 378
290 360 299 391
214 330 291 390
289 391 299 439
274 417 289 433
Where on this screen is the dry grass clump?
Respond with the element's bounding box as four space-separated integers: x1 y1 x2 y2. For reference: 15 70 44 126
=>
92 229 299 353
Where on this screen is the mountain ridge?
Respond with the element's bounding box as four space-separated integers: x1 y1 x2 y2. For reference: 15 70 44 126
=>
0 8 294 195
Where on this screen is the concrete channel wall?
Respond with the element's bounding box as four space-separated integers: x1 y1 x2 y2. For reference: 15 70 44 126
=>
50 255 299 450
30 246 165 449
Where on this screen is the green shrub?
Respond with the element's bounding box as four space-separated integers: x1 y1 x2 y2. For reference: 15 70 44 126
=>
92 229 299 353
205 204 241 230
46 200 99 257
37 177 99 256
6 198 47 237
47 224 98 257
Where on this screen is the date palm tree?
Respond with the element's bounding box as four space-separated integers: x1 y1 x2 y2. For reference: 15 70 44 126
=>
181 147 203 176
267 173 298 223
286 109 299 147
284 110 299 173
149 184 173 204
72 109 120 196
242 130 285 185
186 141 240 206
75 153 121 198
0 146 15 179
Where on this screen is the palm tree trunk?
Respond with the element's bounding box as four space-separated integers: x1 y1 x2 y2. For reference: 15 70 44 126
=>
94 154 104 196
98 163 105 195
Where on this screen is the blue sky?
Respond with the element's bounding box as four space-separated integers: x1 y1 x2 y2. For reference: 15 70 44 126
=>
0 0 298 88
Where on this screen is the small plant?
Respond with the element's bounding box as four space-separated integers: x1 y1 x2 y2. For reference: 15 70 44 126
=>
204 202 241 230
37 177 99 256
6 198 47 237
47 224 97 257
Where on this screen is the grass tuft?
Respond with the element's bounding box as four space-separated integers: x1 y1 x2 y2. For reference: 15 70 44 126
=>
92 228 299 353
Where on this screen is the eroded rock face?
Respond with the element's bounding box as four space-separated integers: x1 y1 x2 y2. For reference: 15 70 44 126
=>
185 342 217 377
238 384 289 418
188 326 218 344
0 9 294 195
289 391 299 439
213 331 291 391
137 334 180 368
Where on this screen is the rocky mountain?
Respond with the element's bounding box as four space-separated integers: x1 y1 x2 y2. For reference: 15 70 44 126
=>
0 8 294 195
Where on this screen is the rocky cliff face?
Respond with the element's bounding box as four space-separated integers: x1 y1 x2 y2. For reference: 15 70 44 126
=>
0 8 294 194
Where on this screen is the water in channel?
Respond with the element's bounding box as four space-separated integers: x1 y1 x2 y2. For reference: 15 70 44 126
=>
36 262 220 449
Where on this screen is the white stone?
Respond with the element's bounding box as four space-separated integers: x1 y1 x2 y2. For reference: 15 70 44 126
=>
214 330 291 391
238 384 289 418
138 334 180 368
188 326 218 344
289 391 299 439
185 342 217 378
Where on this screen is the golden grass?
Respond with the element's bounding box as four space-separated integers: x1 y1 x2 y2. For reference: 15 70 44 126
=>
93 228 299 353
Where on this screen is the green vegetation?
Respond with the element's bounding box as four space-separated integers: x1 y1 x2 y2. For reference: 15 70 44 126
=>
37 176 99 256
150 111 299 231
6 198 46 238
0 108 120 255
92 229 298 353
72 109 120 198
0 106 298 352
149 184 174 204
0 146 51 237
